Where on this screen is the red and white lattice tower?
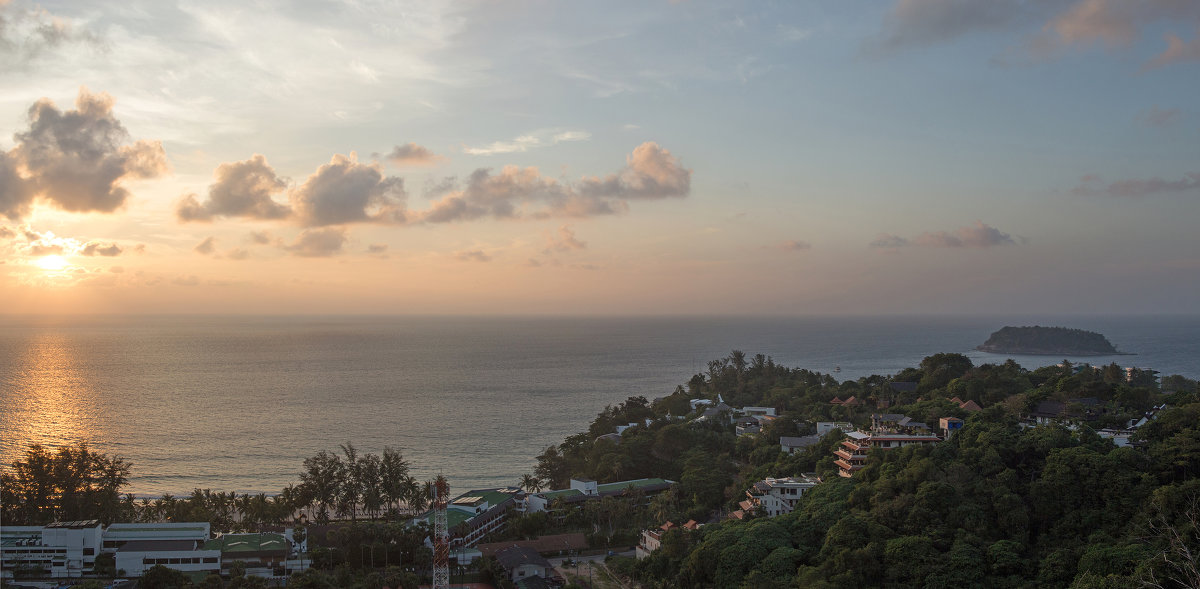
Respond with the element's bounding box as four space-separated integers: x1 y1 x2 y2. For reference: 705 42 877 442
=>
432 475 450 589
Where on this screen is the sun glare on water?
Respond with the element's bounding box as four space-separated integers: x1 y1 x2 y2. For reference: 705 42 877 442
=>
36 255 70 272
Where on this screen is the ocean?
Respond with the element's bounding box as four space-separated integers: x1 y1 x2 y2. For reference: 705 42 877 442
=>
1 314 1196 496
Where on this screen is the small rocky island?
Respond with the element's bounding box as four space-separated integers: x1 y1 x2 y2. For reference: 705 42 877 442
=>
977 325 1130 356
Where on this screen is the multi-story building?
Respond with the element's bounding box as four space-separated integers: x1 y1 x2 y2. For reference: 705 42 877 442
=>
1 521 303 584
409 487 524 548
833 416 943 478
740 475 822 517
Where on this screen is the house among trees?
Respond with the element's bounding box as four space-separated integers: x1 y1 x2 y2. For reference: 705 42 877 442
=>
494 545 555 585
780 434 822 454
636 520 699 559
833 415 943 478
737 474 822 518
524 478 674 513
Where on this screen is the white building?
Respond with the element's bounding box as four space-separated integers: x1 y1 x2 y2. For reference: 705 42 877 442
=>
740 475 821 517
816 422 853 436
1 520 104 580
740 407 777 417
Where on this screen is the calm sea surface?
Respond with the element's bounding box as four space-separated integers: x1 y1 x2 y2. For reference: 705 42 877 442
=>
1 315 1197 496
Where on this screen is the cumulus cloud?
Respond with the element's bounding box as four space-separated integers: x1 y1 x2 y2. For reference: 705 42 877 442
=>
871 222 1017 248
176 155 290 222
579 142 691 200
454 249 491 262
384 143 444 166
0 151 34 220
194 236 216 255
81 241 121 256
2 88 168 219
1072 172 1200 198
544 225 587 253
463 128 591 156
291 154 406 227
421 142 686 224
284 227 347 257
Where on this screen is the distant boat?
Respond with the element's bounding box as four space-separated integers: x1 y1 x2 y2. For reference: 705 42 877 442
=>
834 366 841 373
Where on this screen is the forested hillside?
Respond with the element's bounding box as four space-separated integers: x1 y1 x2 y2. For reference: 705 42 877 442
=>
528 352 1200 588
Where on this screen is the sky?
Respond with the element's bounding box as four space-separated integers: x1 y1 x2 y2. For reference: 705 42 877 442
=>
0 0 1197 316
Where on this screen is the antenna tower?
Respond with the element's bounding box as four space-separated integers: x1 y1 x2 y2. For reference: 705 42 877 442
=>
432 475 450 589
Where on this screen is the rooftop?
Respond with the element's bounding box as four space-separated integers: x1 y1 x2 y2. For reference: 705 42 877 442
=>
202 533 288 554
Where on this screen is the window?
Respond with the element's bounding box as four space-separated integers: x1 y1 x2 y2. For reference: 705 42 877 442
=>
203 557 218 563
84 548 95 555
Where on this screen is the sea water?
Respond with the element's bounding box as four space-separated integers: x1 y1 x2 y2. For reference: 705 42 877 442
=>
1 314 1196 495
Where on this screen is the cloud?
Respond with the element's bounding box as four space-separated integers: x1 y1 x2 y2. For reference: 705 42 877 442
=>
0 225 14 239
0 2 104 68
0 151 34 220
544 225 587 253
776 239 812 251
284 227 347 257
366 243 388 254
421 142 687 224
224 248 249 260
81 241 122 256
247 230 273 245
868 0 1200 64
1072 172 1200 198
579 142 691 200
869 234 910 248
291 154 407 227
384 143 444 166
176 155 290 222
868 0 1055 53
463 128 591 156
454 249 491 262
1146 26 1200 69
871 222 1017 248
194 237 216 255
1140 106 1181 127
173 275 201 286
3 88 168 218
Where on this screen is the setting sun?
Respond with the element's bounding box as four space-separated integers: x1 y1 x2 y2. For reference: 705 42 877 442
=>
36 255 69 272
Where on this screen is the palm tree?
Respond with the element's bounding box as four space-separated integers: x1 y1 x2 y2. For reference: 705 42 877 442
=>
519 473 543 493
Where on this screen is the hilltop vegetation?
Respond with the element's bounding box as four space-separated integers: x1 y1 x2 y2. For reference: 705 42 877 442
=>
527 352 1200 588
977 326 1125 356
4 351 1199 588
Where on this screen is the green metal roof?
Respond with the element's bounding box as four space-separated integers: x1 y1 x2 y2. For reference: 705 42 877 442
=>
202 533 288 554
596 478 671 493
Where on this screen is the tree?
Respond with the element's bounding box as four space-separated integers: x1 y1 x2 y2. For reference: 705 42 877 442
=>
1 442 131 525
138 564 192 588
299 450 344 523
379 447 411 517
520 473 543 493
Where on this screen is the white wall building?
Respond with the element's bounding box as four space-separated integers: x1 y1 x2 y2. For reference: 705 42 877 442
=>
816 422 853 436
742 475 821 517
1 520 104 580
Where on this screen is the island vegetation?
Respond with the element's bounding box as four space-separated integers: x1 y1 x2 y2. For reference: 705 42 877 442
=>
977 325 1128 356
3 352 1200 588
